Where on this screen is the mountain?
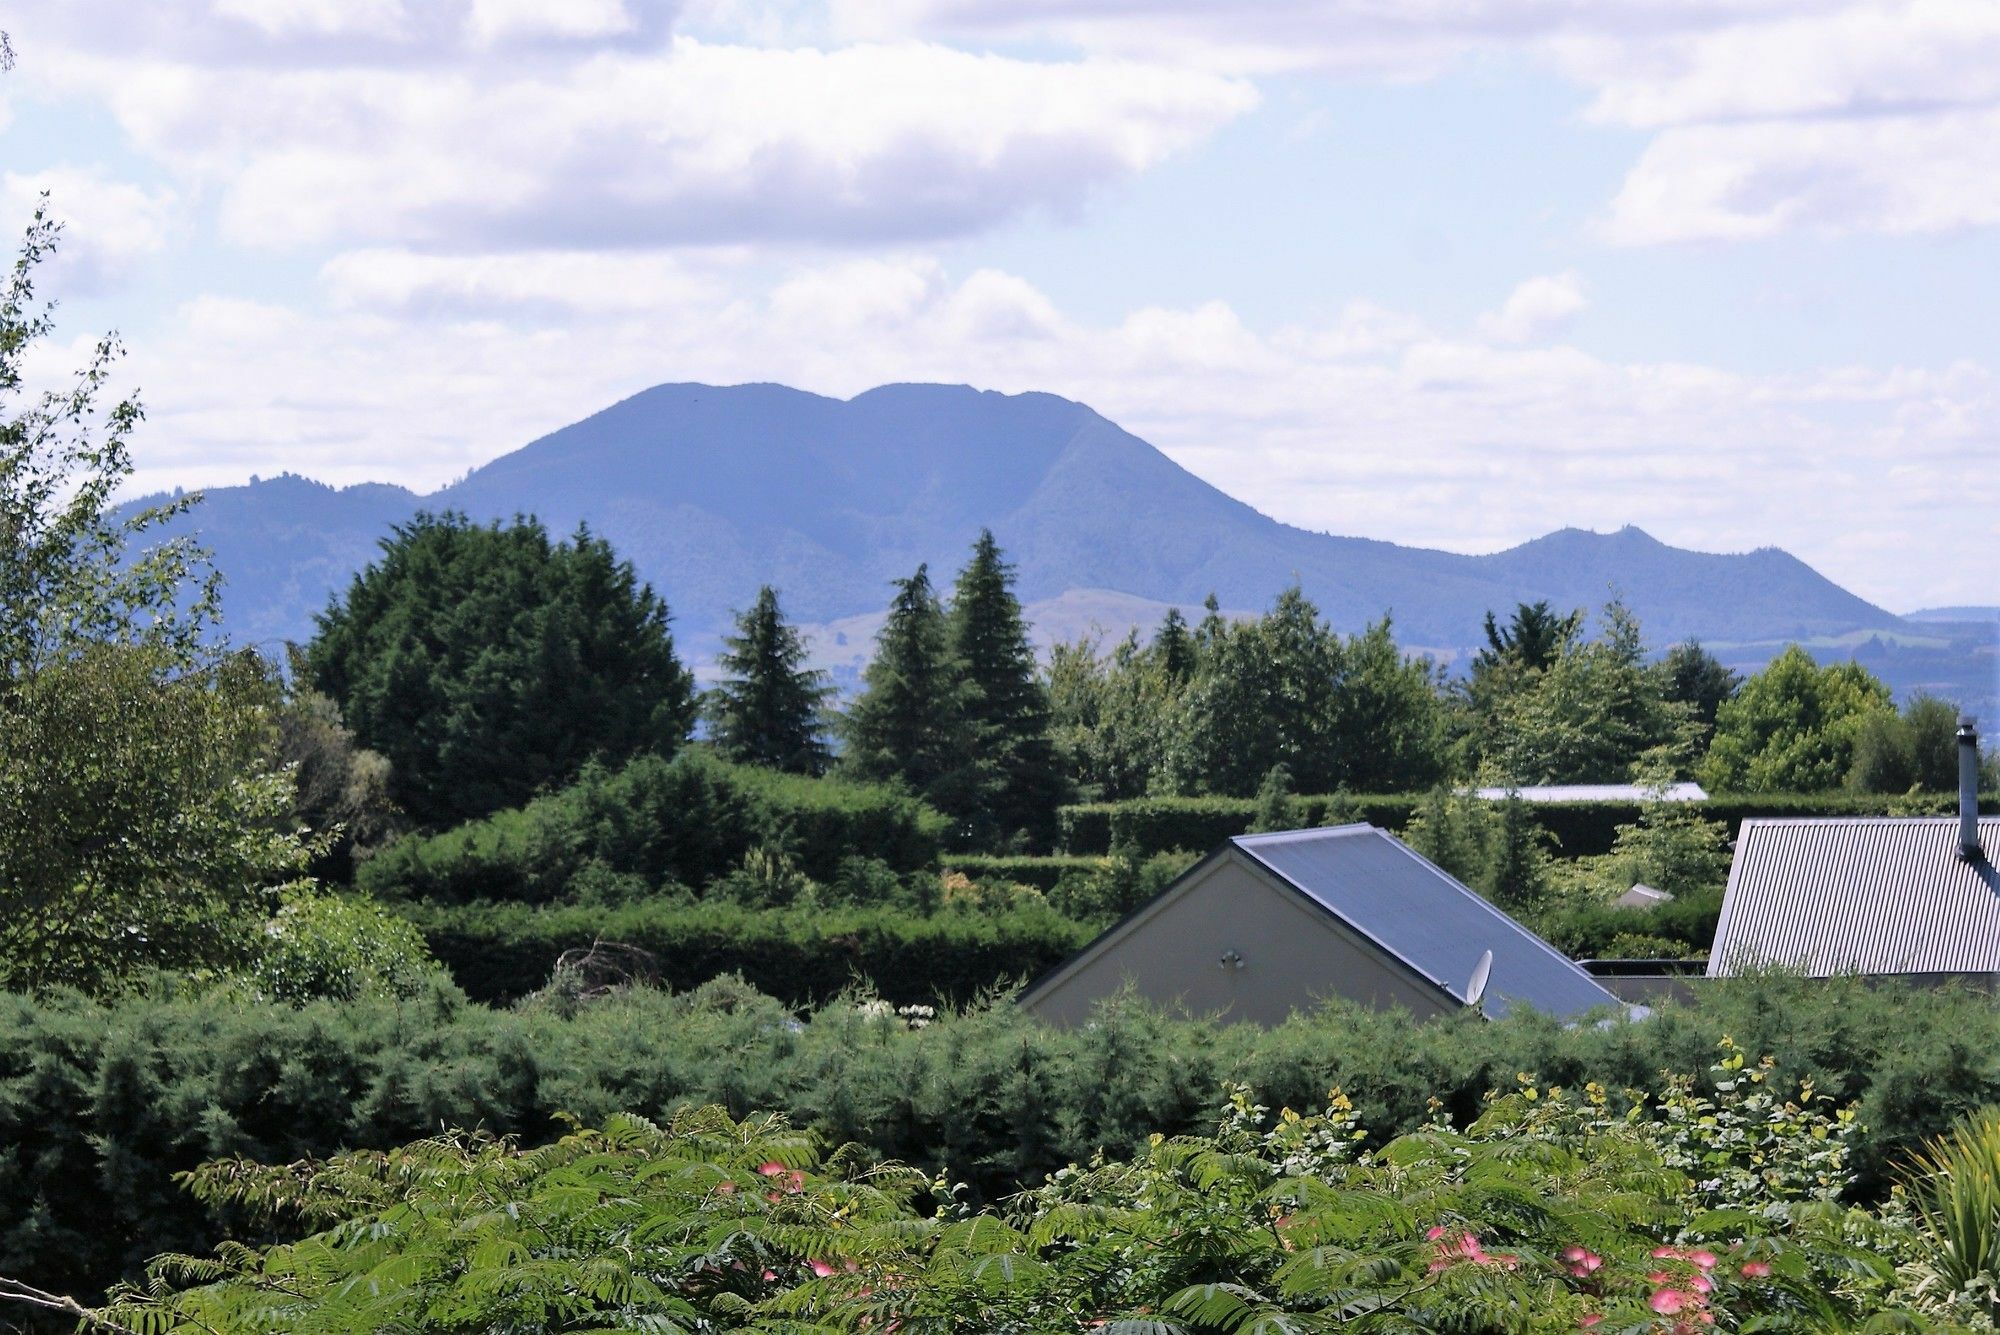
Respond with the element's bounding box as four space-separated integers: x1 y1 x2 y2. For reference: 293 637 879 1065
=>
134 381 1910 669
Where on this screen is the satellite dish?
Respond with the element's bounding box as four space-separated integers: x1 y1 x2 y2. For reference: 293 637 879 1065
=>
1465 950 1495 1009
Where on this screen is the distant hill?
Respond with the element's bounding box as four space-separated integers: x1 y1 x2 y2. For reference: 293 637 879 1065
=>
132 382 1908 670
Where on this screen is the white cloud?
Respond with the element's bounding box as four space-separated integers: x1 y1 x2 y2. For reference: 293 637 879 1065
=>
27 35 1252 252
97 255 2000 610
1477 272 1587 344
320 247 732 315
1601 109 2000 244
2 167 176 290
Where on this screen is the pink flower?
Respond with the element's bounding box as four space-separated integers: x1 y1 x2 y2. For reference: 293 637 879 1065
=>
1652 1245 1681 1260
1563 1246 1604 1276
1740 1261 1772 1279
761 1269 777 1282
810 1260 836 1277
1649 1289 1695 1315
1691 1273 1715 1294
1578 1316 1603 1329
1426 1225 1449 1241
1689 1250 1718 1269
758 1162 786 1177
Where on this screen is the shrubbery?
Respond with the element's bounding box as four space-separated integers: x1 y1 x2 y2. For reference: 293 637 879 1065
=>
1058 788 1982 858
7 974 2000 1309
401 898 1090 1006
358 748 950 904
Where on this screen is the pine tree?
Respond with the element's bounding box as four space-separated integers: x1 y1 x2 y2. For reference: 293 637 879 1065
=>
706 586 832 775
1153 607 1196 685
842 564 973 812
1248 763 1298 833
947 531 1070 847
1484 793 1549 910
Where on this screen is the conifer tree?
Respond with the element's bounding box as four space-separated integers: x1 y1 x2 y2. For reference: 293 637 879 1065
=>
843 565 973 814
707 586 832 775
1153 606 1196 685
947 531 1070 847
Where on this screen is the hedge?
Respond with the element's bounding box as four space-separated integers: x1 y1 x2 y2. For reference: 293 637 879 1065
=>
5 976 1999 1311
942 854 1103 891
360 748 950 903
1059 790 1996 858
402 899 1093 1006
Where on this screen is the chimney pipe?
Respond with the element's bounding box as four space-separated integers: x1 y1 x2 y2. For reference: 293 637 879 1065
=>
1961 716 1983 862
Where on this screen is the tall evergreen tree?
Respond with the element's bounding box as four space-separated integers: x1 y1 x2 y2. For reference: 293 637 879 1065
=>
706 586 832 775
1659 640 1740 732
842 564 974 815
948 531 1071 847
1153 607 1196 685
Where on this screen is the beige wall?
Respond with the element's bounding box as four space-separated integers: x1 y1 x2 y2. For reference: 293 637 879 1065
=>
1022 853 1456 1027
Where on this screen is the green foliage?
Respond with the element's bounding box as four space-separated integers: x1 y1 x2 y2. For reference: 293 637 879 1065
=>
1044 847 1199 920
841 563 980 823
1046 626 1183 802
0 209 313 997
271 648 402 879
704 584 833 776
1059 788 1967 859
944 853 1103 893
240 892 446 1004
307 512 697 828
358 747 948 905
1849 693 1965 795
1471 600 1693 786
6 975 2000 1314
1164 594 1449 798
59 1053 1943 1333
97 1107 915 1334
1248 763 1299 833
403 897 1090 1005
1659 639 1740 732
949 531 1072 848
1702 645 1896 792
1904 1108 2000 1321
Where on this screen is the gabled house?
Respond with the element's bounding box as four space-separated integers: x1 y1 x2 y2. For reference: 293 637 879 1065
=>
1708 718 1996 980
1019 824 1618 1026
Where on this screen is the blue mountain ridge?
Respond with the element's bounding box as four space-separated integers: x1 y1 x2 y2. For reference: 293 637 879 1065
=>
130 381 1919 676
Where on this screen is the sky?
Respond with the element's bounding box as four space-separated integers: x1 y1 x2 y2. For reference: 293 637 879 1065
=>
3 0 1997 613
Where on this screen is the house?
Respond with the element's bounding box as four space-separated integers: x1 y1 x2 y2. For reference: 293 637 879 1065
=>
1707 718 1996 980
1472 783 1707 803
1019 824 1619 1027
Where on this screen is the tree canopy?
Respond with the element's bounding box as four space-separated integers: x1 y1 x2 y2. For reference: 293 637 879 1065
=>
0 206 310 993
1700 645 1894 792
706 585 833 776
307 512 697 828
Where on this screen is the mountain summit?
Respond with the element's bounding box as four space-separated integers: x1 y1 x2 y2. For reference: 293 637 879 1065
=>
142 381 1896 660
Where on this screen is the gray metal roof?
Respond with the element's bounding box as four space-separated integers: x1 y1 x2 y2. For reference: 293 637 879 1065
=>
1708 817 2000 977
1232 826 1619 1020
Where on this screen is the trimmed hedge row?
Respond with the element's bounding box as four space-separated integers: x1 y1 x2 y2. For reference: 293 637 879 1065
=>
360 749 950 904
1058 790 1991 858
943 854 1104 891
402 899 1093 1006
6 976 2000 1311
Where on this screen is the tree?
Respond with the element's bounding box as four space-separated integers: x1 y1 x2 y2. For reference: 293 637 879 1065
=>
0 207 310 992
307 513 696 828
1848 693 1962 794
1153 606 1196 685
706 585 832 775
1247 762 1299 833
843 564 976 818
1700 646 1894 792
1486 792 1551 911
1330 617 1449 793
947 531 1070 847
271 648 402 880
1475 599 1582 676
1659 640 1740 733
1476 601 1687 786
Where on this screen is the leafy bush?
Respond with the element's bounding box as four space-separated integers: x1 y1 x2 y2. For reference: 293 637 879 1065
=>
358 748 950 904
59 1059 1941 1333
6 975 2000 1313
401 898 1091 1006
943 853 1101 892
1058 789 1986 858
239 892 447 1003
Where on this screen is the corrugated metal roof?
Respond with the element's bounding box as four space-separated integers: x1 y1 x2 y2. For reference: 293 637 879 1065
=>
1708 818 2000 977
1232 826 1619 1020
1472 783 1708 803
